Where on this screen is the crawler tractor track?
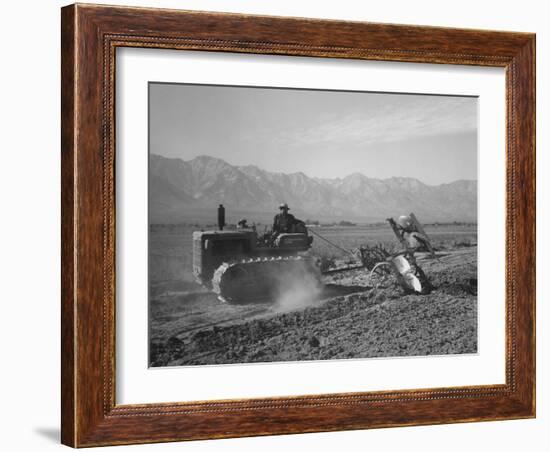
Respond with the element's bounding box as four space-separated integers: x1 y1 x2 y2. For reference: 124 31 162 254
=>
212 256 320 303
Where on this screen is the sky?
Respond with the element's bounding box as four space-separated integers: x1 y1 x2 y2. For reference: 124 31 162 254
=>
149 82 477 185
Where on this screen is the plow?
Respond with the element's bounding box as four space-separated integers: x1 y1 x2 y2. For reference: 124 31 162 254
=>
193 206 435 303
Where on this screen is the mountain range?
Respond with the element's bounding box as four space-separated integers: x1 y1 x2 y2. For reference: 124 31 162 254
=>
149 154 477 224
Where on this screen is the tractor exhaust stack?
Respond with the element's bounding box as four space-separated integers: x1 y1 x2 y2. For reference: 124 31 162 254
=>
217 204 226 231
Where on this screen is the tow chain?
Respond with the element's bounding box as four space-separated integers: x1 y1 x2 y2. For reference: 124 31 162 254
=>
308 228 357 258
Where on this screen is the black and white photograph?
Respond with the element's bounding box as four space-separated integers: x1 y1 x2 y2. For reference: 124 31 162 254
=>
0 0 543 449
148 83 478 367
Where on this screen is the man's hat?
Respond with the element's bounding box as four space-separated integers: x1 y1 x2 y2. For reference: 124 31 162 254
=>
279 203 290 210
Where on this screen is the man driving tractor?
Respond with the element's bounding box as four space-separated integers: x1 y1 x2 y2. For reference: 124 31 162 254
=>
272 203 296 234
272 203 307 236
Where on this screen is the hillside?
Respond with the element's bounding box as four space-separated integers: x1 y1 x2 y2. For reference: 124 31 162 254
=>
149 154 477 223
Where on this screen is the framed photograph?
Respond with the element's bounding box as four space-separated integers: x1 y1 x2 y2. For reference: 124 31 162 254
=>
61 4 535 447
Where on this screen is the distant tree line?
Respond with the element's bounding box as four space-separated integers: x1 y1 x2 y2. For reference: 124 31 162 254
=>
305 219 357 227
150 219 476 230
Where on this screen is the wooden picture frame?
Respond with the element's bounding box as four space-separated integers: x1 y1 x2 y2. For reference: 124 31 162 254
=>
61 3 535 447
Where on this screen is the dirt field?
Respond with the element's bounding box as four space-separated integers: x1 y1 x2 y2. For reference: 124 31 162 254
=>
149 224 477 367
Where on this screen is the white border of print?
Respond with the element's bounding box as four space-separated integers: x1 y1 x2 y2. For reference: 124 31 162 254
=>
116 48 506 405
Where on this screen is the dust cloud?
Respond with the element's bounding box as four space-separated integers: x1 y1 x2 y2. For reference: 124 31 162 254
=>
273 262 323 312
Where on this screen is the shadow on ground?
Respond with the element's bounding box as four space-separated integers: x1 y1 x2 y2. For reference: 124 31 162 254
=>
34 427 59 443
321 283 371 298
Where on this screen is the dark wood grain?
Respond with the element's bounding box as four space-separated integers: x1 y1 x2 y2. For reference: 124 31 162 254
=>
60 5 76 446
61 3 536 447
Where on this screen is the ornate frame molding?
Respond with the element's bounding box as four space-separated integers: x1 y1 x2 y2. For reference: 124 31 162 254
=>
62 4 535 447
